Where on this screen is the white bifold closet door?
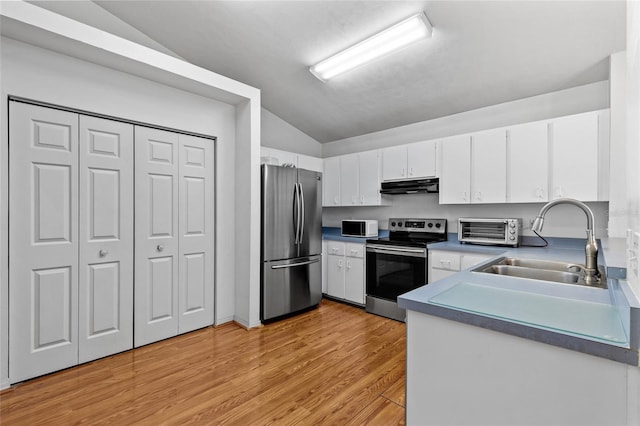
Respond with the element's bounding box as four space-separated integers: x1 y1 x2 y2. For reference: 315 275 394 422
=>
78 115 134 363
134 127 214 347
9 102 133 383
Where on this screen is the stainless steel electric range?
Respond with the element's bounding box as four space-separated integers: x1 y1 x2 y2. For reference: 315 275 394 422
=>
365 218 448 321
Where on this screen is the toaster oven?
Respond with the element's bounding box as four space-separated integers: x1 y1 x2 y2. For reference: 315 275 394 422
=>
458 218 522 247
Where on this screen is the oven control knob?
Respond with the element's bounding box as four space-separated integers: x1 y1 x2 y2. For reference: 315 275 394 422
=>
391 221 396 227
427 222 433 228
397 222 403 227
435 223 441 228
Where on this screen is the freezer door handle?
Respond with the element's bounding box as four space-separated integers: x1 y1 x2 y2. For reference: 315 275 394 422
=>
271 258 320 269
293 183 300 244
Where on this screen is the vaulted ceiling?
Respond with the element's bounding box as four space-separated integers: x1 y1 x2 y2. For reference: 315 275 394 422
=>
31 1 626 143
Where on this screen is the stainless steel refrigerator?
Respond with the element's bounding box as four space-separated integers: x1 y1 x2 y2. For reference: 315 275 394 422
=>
261 164 322 321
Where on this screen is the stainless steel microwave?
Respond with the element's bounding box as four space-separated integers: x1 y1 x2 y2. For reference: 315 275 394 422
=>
458 218 522 247
341 220 378 237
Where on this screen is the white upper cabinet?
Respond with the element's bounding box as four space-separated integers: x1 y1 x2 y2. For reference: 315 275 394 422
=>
260 147 322 172
297 153 323 172
471 128 507 203
440 109 609 205
340 153 359 205
440 135 471 204
323 150 388 207
382 145 407 181
382 140 437 181
323 156 341 206
359 150 383 205
508 121 548 202
550 111 604 201
408 140 437 179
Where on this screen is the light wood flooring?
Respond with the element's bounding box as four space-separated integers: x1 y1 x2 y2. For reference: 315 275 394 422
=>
0 299 406 425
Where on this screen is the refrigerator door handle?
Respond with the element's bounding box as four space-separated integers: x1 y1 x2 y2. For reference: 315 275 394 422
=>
299 183 305 244
293 183 299 244
271 258 320 269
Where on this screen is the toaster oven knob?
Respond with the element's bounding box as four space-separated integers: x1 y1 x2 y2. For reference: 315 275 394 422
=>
397 222 403 227
509 236 516 241
427 222 433 228
509 222 516 228
435 223 441 228
510 229 515 234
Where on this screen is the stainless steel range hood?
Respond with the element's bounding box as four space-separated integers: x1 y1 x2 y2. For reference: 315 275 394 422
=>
380 177 439 194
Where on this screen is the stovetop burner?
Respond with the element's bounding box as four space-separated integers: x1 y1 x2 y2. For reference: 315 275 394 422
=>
367 218 448 247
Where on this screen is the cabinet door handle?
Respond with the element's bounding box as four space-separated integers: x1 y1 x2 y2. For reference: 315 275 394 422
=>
99 249 108 257
346 260 351 269
157 244 164 252
338 259 344 268
555 186 563 198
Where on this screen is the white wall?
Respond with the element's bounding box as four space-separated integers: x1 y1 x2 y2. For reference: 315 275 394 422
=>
323 197 610 240
609 51 628 238
626 0 640 297
323 81 609 157
0 36 239 387
261 107 321 157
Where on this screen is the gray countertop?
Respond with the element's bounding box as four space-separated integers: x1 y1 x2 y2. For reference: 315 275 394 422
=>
399 237 640 366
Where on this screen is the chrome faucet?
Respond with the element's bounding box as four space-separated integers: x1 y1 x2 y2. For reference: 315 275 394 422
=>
531 198 601 286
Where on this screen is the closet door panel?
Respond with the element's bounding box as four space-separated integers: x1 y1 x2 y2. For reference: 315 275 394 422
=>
135 127 180 347
178 134 215 333
9 102 79 383
78 116 133 363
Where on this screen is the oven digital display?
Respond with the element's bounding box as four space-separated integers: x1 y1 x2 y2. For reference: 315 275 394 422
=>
404 221 424 228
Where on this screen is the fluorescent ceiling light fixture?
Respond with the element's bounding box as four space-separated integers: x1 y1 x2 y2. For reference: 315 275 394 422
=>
310 12 432 82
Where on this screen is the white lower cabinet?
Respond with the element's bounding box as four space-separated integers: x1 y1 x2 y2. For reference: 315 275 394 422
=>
429 249 493 284
325 241 365 305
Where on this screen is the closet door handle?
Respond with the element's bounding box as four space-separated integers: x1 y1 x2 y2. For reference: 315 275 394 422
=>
157 244 164 252
99 249 108 257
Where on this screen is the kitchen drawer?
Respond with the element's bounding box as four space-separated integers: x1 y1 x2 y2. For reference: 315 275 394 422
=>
345 243 364 258
430 251 461 271
327 241 346 256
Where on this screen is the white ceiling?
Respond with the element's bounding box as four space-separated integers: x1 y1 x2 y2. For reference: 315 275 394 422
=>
30 1 626 143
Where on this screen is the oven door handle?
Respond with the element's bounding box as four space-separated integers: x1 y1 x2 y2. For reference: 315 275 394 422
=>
366 245 427 257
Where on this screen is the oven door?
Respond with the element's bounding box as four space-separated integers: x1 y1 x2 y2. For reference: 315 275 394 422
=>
365 244 427 301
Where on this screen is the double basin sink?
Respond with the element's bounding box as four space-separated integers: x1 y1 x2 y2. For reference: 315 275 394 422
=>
473 257 607 289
